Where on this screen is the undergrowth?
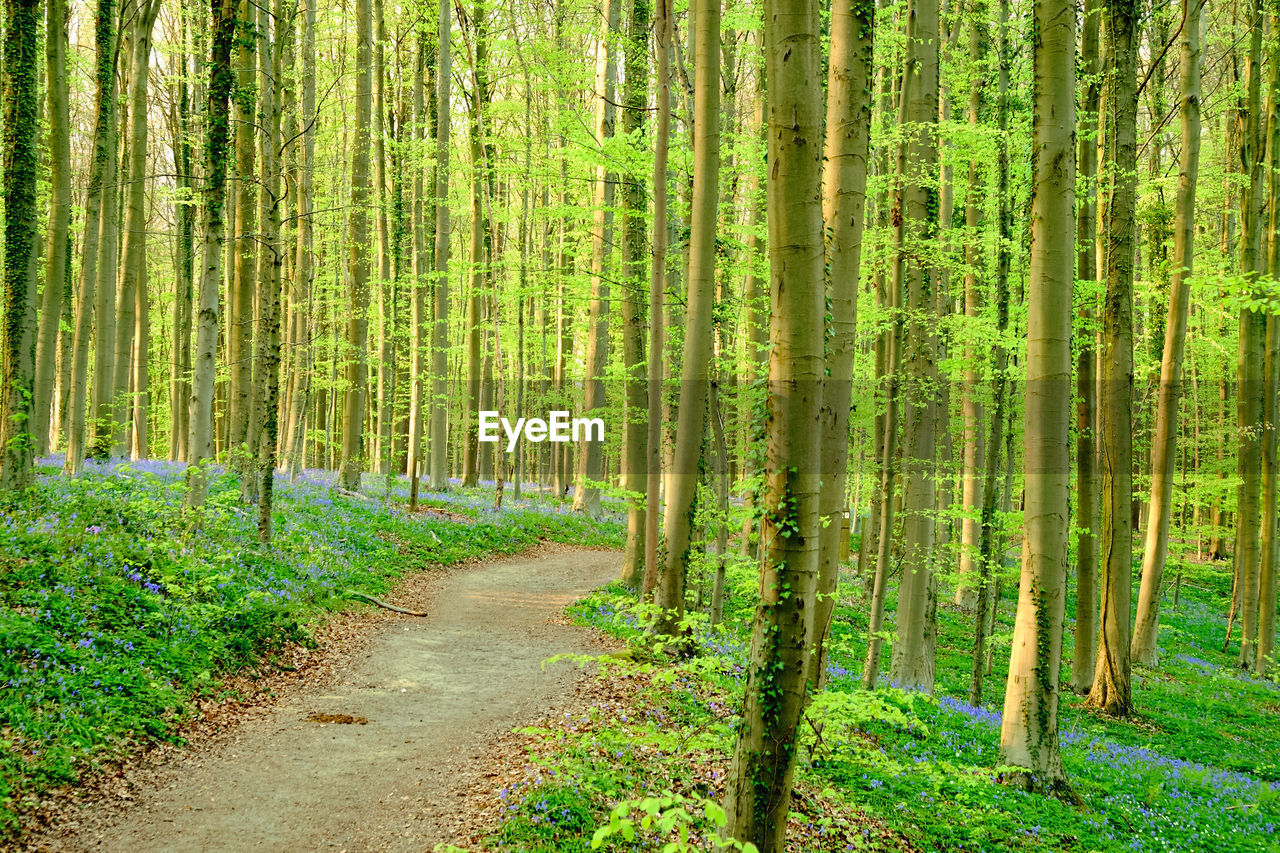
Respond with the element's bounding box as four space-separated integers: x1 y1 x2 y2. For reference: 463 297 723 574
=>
0 457 622 839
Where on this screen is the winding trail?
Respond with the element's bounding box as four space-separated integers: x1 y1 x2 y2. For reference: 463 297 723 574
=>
52 545 617 852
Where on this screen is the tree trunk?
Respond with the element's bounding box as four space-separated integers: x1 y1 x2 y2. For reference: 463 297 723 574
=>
63 0 119 476
113 0 160 458
428 0 452 491
888 0 941 695
954 10 986 611
644 0 672 597
1087 0 1140 716
338 0 374 492
811 0 874 690
1236 0 1268 672
1131 0 1203 669
654 0 719 635
574 0 621 517
620 0 651 587
1069 0 1102 693
0 0 40 489
186 0 237 507
997 0 1074 792
32 0 70 457
723 0 823 846
228 0 257 472
256 0 287 541
1259 12 1280 675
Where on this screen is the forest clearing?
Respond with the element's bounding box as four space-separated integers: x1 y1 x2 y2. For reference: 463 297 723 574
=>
0 0 1279 847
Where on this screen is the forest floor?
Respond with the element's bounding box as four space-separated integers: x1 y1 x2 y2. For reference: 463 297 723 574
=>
22 544 618 852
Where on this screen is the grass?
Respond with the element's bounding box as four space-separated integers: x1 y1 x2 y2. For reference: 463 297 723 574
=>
0 456 623 839
485 547 1280 852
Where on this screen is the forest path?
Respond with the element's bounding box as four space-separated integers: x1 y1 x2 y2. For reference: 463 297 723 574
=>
50 545 617 852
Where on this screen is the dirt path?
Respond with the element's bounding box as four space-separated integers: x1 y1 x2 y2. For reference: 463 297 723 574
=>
48 545 618 852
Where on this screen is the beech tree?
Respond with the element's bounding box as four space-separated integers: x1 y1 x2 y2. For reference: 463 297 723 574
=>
724 0 824 844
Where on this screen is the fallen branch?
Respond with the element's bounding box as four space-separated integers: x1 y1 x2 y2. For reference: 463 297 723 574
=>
344 590 429 617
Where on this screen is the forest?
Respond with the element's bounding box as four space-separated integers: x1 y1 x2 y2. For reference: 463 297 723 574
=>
0 0 1278 847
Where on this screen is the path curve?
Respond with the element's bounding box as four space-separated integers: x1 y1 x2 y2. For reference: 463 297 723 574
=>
51 545 617 852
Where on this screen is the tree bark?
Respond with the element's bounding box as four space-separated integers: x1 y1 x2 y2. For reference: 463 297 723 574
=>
32 0 70 457
997 0 1074 791
63 0 119 476
811 0 874 690
338 0 374 491
888 0 941 695
428 0 453 491
620 0 651 587
724 0 824 845
0 0 40 489
1131 0 1203 669
654 0 719 635
1087 0 1140 716
1069 0 1102 693
187 0 238 507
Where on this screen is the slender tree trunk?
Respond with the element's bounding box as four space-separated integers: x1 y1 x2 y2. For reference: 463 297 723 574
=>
1070 0 1102 693
723 0 823 846
573 0 621 516
654 0 718 635
169 8 195 464
113 0 160 458
997 0 1074 792
285 0 316 479
967 0 1012 706
811 0 874 690
954 10 987 610
407 33 430 503
186 0 237 507
338 0 374 491
888 0 941 694
428 0 453 491
643 0 672 597
1259 12 1280 675
620 0 651 586
1131 0 1203 668
32 0 70 457
228 0 257 472
1087 0 1140 716
63 0 119 476
1236 0 1268 671
0 0 40 489
256 0 287 541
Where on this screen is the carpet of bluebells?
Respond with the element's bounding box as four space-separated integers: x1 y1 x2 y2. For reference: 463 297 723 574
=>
0 457 622 837
490 550 1280 852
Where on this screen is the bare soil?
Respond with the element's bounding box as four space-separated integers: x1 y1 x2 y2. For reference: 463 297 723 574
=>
33 544 618 852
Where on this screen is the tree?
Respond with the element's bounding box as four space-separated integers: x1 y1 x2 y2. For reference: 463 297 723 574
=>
0 0 40 490
1131 0 1204 669
888 0 942 694
429 0 453 492
574 0 621 517
643 0 672 596
113 0 163 458
1235 0 1268 672
339 0 375 491
63 0 119 477
187 0 239 508
812 0 874 688
1069 0 1102 694
723 0 824 845
619 0 651 586
1087 0 1139 717
31 0 71 458
997 0 1074 792
653 0 719 634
